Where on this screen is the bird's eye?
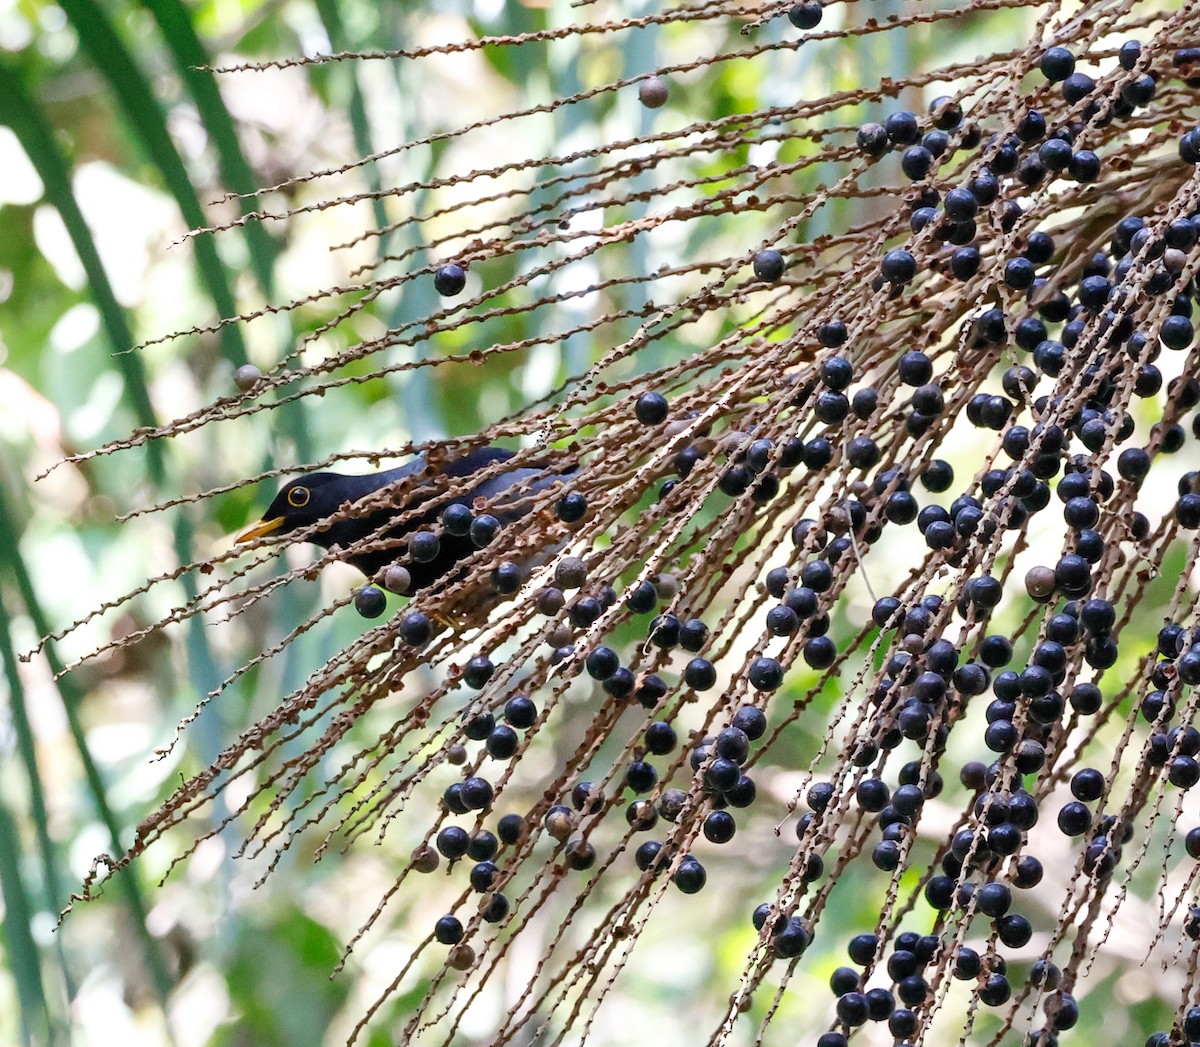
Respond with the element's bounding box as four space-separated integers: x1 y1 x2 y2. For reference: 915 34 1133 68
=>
287 485 311 508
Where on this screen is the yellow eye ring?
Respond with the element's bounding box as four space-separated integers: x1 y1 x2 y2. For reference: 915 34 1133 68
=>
287 485 310 508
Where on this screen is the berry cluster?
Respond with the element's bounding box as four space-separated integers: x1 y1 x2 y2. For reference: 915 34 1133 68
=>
353 37 1200 1040
70 5 1200 1047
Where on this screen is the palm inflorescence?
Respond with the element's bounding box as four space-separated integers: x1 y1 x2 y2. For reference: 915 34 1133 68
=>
43 1 1200 1044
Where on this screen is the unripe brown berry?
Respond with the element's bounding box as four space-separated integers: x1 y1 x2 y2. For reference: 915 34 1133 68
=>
639 76 669 109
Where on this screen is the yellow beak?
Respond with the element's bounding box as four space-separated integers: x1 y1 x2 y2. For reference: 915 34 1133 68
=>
235 516 286 544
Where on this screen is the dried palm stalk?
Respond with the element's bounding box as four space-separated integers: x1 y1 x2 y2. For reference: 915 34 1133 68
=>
42 1 1200 1044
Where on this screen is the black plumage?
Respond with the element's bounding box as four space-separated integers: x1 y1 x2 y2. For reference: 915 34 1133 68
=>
236 447 557 586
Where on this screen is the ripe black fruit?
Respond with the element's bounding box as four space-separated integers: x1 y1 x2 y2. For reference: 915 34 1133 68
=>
434 263 467 295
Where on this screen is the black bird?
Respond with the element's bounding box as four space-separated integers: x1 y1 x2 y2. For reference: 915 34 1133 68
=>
236 447 560 587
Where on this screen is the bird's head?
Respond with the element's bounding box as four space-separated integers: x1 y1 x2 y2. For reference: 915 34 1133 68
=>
235 472 355 545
